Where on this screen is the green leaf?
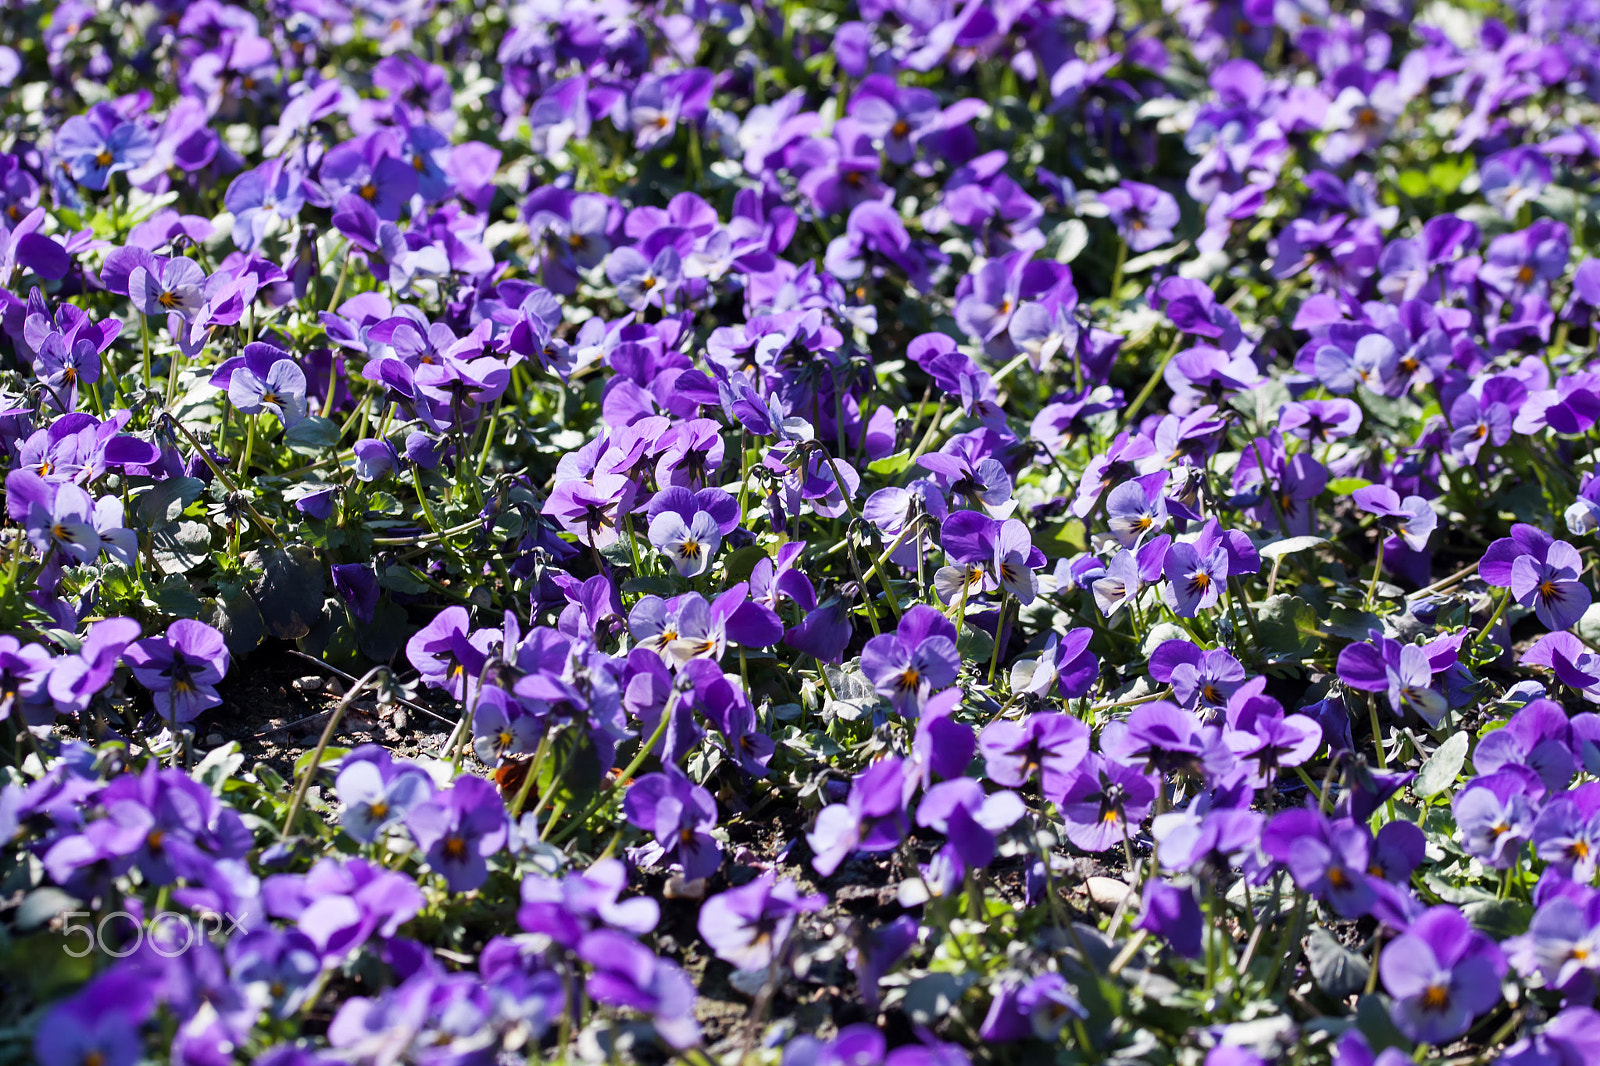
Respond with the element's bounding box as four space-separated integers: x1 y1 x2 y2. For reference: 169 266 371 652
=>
284 416 341 454
902 973 975 1026
366 492 404 516
380 565 430 595
957 622 994 664
136 477 205 527
1326 477 1373 496
252 762 288 794
247 545 327 640
1230 377 1291 433
354 599 412 664
15 887 79 932
194 742 245 795
868 450 912 475
1415 731 1469 798
206 585 266 656
1327 604 1385 641
1254 594 1320 662
1259 536 1327 560
1123 240 1189 275
622 575 676 597
722 545 769 586
1355 994 1410 1054
1050 218 1090 264
293 746 348 776
1306 927 1369 997
1462 897 1532 940
152 521 213 574
1396 169 1430 198
1428 157 1471 196
152 575 205 618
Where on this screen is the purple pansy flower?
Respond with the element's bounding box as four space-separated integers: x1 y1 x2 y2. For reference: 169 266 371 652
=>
623 765 721 881
808 757 909 877
406 774 510 893
122 619 230 723
698 873 825 970
1509 538 1591 632
978 712 1090 797
1337 631 1449 726
859 605 960 716
1100 181 1180 252
1380 905 1507 1044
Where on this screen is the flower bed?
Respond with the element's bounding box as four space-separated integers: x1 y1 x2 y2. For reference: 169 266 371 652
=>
1 1 1598 1064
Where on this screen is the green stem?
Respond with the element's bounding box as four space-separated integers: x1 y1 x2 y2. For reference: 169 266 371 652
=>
473 399 500 481
1262 891 1307 992
509 731 553 820
237 417 256 478
1364 535 1386 609
281 667 387 839
907 397 947 462
1472 587 1512 652
163 415 285 548
818 446 901 621
987 593 1009 687
547 698 675 847
411 466 446 536
165 345 183 411
1118 331 1183 434
140 314 153 395
1368 695 1387 770
327 252 353 313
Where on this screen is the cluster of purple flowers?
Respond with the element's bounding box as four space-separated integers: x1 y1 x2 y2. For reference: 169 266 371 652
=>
15 0 1600 1062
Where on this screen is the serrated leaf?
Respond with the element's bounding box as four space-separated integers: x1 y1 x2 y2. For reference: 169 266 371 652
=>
722 545 769 586
867 450 912 475
284 416 341 453
1306 927 1369 997
153 520 213 574
1254 594 1320 662
136 477 205 527
206 585 266 656
293 746 349 776
1327 605 1385 641
380 565 430 595
194 742 245 795
1462 897 1532 940
1259 536 1327 560
957 622 994 663
247 544 327 640
1415 731 1469 798
152 575 205 618
622 576 676 597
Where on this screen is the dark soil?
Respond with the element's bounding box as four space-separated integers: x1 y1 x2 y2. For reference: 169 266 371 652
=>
199 641 461 779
